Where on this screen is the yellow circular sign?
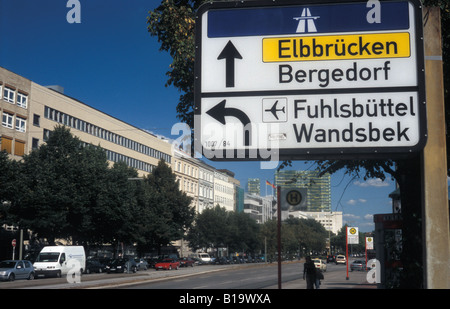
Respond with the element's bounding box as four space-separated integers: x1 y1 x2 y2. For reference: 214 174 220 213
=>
349 227 357 234
286 190 302 206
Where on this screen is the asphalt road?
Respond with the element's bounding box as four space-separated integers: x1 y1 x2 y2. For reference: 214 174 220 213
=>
0 259 375 290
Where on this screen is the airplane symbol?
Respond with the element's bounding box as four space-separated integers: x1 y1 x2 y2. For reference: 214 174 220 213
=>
265 100 286 120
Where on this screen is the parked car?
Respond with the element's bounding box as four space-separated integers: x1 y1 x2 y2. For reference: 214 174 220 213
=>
312 259 327 271
335 255 346 265
350 260 366 271
106 258 138 273
326 255 335 263
147 258 161 269
85 258 105 274
33 246 86 278
0 260 35 281
135 258 149 270
215 256 231 265
155 258 180 270
179 257 196 267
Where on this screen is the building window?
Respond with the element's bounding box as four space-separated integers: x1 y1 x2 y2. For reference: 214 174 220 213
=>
15 117 26 132
17 93 28 109
43 129 51 141
33 114 40 127
2 112 13 129
3 87 15 103
32 138 39 149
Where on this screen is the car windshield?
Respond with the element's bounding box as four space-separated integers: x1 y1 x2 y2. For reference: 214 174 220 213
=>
110 259 123 265
0 261 16 268
36 252 60 262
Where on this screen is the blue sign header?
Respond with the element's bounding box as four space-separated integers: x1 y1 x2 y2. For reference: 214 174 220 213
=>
208 1 409 37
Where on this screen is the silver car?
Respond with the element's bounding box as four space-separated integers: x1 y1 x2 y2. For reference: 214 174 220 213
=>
0 260 35 281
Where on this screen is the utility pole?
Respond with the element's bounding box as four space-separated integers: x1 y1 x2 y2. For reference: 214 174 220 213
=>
421 6 450 289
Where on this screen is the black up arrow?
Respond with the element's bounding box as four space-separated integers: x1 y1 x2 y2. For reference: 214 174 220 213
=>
217 41 242 88
206 100 251 146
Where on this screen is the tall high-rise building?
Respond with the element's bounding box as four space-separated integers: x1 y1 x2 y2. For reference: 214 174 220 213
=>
247 178 260 195
275 170 331 212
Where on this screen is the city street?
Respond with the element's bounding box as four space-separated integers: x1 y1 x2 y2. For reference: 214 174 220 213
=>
0 259 376 290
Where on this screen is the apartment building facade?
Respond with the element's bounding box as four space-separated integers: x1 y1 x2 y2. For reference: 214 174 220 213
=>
0 67 172 176
214 170 236 212
172 148 200 212
243 193 274 224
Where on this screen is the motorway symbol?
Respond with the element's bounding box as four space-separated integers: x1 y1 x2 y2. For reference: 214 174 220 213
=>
294 8 320 33
206 99 252 146
217 40 242 87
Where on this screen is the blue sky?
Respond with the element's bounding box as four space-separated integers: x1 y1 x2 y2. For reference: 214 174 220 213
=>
0 0 395 232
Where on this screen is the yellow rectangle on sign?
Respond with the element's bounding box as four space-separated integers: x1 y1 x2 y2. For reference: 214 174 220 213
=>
263 33 410 62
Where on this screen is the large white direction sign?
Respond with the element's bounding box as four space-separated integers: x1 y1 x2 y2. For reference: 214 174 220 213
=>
194 0 426 161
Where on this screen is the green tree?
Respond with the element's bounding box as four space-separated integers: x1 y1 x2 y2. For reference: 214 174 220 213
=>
0 151 19 224
9 125 109 245
92 161 141 248
144 159 195 254
227 211 260 254
186 205 229 252
147 0 198 128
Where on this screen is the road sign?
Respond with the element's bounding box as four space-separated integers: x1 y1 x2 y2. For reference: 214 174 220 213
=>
347 227 359 244
194 0 426 161
366 236 374 249
280 187 307 211
11 239 16 247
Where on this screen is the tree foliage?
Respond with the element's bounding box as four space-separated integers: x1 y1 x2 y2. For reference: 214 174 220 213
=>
147 0 199 128
2 126 194 255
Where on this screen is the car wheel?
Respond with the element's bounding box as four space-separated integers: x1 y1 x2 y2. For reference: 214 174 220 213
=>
28 272 35 280
56 271 62 278
8 273 15 281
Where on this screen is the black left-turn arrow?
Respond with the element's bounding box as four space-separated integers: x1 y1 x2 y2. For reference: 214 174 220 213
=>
206 99 251 146
217 41 242 88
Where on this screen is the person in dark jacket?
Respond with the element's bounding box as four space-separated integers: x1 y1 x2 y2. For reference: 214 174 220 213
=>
303 256 317 289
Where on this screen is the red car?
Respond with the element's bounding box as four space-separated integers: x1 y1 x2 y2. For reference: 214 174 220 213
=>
154 258 179 270
179 257 196 267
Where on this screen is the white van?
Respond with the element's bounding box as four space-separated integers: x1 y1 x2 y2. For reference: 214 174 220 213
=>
33 246 86 278
189 253 211 264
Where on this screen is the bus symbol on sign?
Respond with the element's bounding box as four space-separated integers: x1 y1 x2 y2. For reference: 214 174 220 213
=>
287 190 302 206
281 188 307 211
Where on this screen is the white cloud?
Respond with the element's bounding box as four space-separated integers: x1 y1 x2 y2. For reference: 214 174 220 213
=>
343 213 360 220
353 178 390 188
346 198 367 205
364 214 373 220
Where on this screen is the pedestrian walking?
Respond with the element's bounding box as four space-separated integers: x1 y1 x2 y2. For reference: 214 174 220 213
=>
315 268 324 289
303 256 316 289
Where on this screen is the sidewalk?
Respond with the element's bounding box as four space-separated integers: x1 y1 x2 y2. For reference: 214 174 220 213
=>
264 269 377 289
